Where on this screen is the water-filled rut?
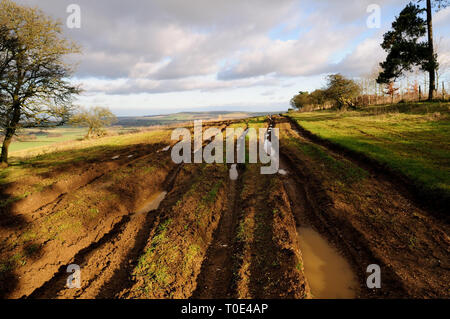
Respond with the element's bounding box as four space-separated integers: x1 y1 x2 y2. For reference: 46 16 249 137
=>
297 227 357 299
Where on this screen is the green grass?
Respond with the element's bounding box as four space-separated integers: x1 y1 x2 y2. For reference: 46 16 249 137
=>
1 129 172 185
9 125 158 154
287 137 368 184
287 101 450 199
10 127 87 152
204 181 222 203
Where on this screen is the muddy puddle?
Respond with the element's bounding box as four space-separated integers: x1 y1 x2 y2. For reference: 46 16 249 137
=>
136 191 167 215
297 227 357 299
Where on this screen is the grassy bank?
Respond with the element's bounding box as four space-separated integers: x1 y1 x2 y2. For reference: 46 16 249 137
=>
287 101 450 205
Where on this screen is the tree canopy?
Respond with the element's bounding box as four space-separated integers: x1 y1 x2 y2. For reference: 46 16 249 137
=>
290 91 310 110
378 0 449 100
377 3 432 85
70 106 117 139
0 0 81 165
290 74 360 111
324 74 361 110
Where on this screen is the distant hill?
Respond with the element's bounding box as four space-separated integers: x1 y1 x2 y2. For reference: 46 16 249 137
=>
116 111 279 127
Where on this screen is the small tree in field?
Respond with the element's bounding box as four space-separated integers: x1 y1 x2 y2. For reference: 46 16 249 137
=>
0 0 80 166
385 82 400 103
70 107 117 139
324 74 361 110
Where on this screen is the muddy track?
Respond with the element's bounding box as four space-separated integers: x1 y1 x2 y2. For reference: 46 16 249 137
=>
191 172 243 299
275 116 449 298
6 121 235 220
278 153 406 298
232 163 309 299
4 116 448 299
118 123 235 299
5 143 171 225
191 167 244 299
284 116 449 222
3 121 237 223
28 163 184 299
26 122 235 299
189 119 309 299
191 124 249 299
1 145 179 298
274 118 408 297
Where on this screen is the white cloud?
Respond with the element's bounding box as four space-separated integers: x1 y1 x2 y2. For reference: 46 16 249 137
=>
325 37 386 76
12 0 450 114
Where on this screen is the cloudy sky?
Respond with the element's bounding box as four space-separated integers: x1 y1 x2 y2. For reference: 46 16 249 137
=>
15 0 450 116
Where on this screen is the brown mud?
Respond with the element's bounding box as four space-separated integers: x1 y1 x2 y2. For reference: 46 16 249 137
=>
275 116 449 298
1 117 448 299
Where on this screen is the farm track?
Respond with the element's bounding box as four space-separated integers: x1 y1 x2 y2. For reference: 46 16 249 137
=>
275 117 404 298
275 116 450 298
23 121 235 299
1 142 170 234
2 117 448 299
191 125 249 299
192 120 309 299
4 120 233 223
0 141 178 298
29 164 185 299
191 170 243 299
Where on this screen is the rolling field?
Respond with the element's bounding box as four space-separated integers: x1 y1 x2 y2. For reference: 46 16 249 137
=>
9 128 87 153
8 111 276 156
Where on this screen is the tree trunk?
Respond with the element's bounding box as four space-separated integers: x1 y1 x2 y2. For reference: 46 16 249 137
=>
0 129 14 166
1 100 21 166
426 0 436 100
85 126 93 139
436 70 439 97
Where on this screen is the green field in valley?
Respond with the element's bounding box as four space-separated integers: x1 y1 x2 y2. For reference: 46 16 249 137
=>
9 127 87 152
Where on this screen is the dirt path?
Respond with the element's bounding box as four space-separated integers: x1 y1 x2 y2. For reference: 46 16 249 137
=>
191 124 251 299
3 143 167 222
26 122 236 299
275 116 450 298
4 116 448 299
1 147 177 299
191 174 243 299
29 165 182 299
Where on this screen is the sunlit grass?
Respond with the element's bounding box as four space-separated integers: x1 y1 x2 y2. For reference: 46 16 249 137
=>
1 128 172 185
287 101 450 199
